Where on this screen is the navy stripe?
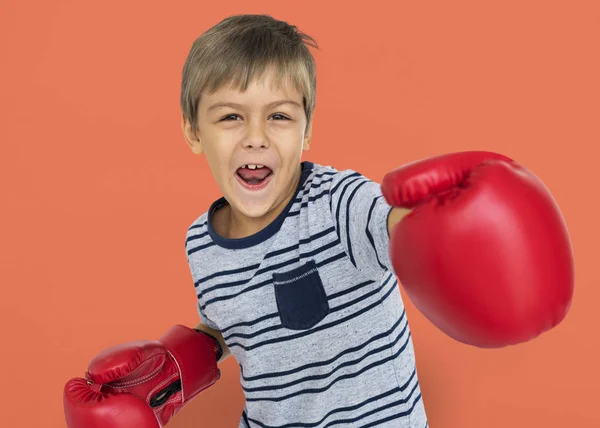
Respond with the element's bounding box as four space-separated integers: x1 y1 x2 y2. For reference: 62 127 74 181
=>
327 277 374 300
186 240 215 256
195 262 261 286
365 196 387 271
329 173 366 271
244 331 412 402
222 276 373 336
202 251 346 309
302 172 335 192
224 274 391 342
327 377 420 428
200 235 339 295
330 171 361 200
306 170 335 185
296 185 333 210
227 274 397 351
356 392 422 428
221 312 278 335
185 229 209 245
241 310 405 383
242 410 251 427
195 227 337 290
248 389 421 428
278 186 332 220
333 176 362 236
284 172 335 211
250 389 421 428
344 179 369 267
188 221 207 230
264 226 336 260
242 311 410 393
247 371 418 427
326 274 387 313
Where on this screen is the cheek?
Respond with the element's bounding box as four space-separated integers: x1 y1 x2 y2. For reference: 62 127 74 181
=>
272 125 305 149
202 146 235 183
277 139 303 160
202 133 235 161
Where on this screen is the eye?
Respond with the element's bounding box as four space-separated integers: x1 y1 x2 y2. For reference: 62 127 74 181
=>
270 113 290 121
220 114 241 121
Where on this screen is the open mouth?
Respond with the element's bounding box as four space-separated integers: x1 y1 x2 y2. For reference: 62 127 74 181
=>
235 164 274 190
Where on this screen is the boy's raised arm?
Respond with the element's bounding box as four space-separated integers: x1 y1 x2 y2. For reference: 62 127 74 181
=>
381 151 574 348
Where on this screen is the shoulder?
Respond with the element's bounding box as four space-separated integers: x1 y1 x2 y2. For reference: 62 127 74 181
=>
185 211 209 241
301 162 360 194
184 196 228 246
184 208 225 285
305 162 373 196
184 208 213 259
294 162 377 221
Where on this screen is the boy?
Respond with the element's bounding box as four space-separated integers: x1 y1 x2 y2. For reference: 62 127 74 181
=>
63 14 573 428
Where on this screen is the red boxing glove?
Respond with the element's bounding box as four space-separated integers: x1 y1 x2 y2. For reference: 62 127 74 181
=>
63 325 222 427
381 151 574 348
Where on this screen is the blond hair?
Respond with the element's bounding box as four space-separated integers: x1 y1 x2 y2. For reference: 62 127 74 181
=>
180 14 319 135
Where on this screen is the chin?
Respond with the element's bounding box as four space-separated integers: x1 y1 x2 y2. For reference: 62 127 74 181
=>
236 202 273 219
225 179 279 220
223 190 270 217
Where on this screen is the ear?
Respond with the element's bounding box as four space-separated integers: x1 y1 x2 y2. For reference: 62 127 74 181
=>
303 122 312 151
181 115 203 155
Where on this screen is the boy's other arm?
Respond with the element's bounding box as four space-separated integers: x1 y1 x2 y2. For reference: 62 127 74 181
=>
195 322 233 363
64 324 223 427
387 207 411 236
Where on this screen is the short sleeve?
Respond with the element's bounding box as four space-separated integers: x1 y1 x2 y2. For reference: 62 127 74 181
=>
197 301 220 331
329 169 394 281
185 224 221 331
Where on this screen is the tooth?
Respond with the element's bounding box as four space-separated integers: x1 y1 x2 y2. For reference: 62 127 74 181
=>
257 164 264 169
248 164 257 169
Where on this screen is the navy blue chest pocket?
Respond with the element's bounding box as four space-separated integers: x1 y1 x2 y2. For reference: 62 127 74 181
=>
272 260 330 330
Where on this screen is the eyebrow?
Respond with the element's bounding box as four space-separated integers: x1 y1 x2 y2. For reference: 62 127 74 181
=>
207 100 302 112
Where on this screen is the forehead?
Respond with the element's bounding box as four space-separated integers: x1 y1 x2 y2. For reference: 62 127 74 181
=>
201 67 303 105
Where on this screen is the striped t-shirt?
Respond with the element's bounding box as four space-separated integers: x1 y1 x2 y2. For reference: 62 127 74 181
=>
185 161 428 428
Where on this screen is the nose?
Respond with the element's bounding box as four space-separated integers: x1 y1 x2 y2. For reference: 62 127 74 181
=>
243 121 270 150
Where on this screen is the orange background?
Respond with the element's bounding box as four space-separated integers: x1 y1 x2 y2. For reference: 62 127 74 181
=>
1 1 598 427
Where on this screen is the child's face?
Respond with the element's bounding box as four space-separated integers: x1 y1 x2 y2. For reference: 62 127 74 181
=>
182 68 311 222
